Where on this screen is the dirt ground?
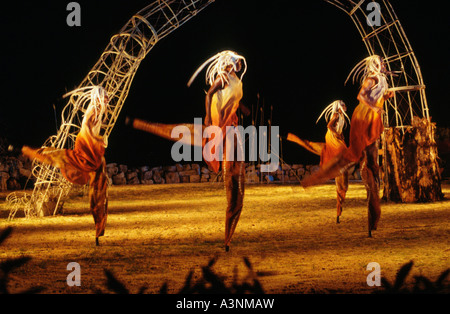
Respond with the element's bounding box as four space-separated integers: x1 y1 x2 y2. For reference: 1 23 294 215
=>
0 181 449 294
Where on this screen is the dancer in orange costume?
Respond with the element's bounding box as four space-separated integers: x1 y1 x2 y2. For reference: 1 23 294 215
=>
22 86 109 246
302 56 394 237
287 100 350 223
129 50 249 251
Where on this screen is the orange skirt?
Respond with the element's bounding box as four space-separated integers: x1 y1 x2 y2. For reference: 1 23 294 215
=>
22 129 107 240
62 128 105 185
344 102 383 163
321 131 347 167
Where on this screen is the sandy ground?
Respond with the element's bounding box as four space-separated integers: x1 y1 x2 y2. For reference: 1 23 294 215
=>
0 181 449 294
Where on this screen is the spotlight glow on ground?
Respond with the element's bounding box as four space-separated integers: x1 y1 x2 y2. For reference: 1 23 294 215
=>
1 182 449 293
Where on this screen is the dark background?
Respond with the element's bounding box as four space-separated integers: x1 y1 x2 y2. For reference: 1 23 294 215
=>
0 0 448 167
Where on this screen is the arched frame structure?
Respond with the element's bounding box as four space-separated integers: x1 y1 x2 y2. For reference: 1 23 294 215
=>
325 0 439 203
326 0 429 129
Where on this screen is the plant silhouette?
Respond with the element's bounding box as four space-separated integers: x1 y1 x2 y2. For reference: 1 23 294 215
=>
100 255 268 294
0 227 45 294
378 261 449 294
1 227 448 294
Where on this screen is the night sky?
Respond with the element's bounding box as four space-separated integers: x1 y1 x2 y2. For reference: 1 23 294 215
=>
0 0 448 167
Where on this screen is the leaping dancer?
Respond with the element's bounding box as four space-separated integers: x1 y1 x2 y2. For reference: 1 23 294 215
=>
22 86 110 246
128 50 250 251
287 100 350 224
302 55 394 237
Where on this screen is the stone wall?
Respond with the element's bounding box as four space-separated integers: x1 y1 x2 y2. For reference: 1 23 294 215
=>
0 156 363 191
0 155 32 191
105 162 362 186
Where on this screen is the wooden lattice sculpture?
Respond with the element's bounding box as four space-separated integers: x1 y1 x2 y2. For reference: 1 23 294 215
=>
8 0 214 218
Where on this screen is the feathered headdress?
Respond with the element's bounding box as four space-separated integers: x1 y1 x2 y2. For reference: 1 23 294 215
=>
63 85 110 145
345 55 386 87
316 100 350 134
345 55 401 103
187 50 247 88
64 86 109 125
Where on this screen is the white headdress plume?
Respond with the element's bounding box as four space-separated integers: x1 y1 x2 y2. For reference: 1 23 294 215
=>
64 86 109 125
345 55 386 87
187 50 247 87
345 55 397 103
63 85 110 145
316 100 350 134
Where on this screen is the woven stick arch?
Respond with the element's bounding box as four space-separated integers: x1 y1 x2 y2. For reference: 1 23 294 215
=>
326 0 441 203
325 0 429 130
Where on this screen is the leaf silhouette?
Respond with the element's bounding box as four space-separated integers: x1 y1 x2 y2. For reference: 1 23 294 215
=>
381 277 393 291
393 261 414 291
0 227 13 245
1 257 32 274
0 227 43 294
436 268 450 290
377 261 449 294
256 271 278 277
252 278 265 294
178 270 194 294
201 266 228 293
413 276 435 293
243 257 253 270
159 282 168 294
207 256 218 268
104 269 129 294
